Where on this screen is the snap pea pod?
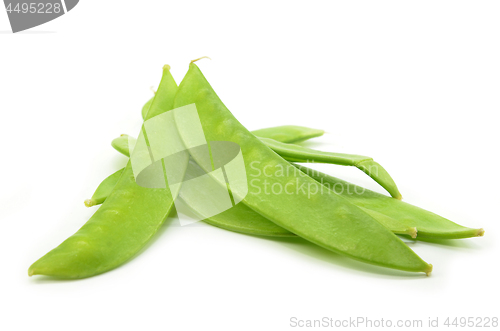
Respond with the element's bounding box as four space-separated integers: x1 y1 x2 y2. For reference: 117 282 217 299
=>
111 134 131 157
252 125 324 143
104 132 480 240
172 62 432 274
28 66 182 279
105 134 414 238
104 125 326 237
111 124 325 160
84 169 124 207
295 164 484 239
261 137 402 200
112 133 401 198
88 159 294 237
178 160 411 238
189 159 481 240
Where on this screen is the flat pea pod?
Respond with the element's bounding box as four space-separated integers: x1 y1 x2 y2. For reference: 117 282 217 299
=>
104 126 324 237
261 137 402 199
111 134 131 157
28 66 181 279
106 134 479 240
113 133 400 198
172 62 432 274
252 125 324 143
111 123 325 161
107 135 414 238
295 164 484 239
84 169 124 207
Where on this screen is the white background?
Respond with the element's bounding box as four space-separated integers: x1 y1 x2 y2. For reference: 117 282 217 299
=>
1 1 499 330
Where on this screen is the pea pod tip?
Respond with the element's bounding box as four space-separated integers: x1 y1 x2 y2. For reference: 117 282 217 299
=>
84 199 96 208
476 228 485 237
425 264 433 276
407 227 418 239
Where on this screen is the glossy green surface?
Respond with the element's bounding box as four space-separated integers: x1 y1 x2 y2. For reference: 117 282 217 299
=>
84 168 125 207
108 121 323 168
28 66 180 279
261 137 402 199
252 125 324 143
172 63 432 274
296 164 484 239
111 134 132 157
104 128 480 240
103 126 323 238
107 134 410 237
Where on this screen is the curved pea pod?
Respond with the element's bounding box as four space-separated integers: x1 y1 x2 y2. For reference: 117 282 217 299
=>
113 134 401 199
295 164 484 239
252 125 324 143
111 134 133 157
104 136 414 238
172 62 432 274
260 137 402 200
111 124 325 161
108 137 293 237
84 168 125 207
99 124 326 206
28 65 182 279
105 133 474 240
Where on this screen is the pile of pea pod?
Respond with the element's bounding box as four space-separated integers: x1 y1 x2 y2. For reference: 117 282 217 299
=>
28 60 484 279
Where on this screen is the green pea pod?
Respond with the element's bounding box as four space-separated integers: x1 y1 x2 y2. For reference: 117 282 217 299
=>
295 164 484 239
106 132 480 240
172 62 432 274
252 125 324 143
84 168 125 207
101 138 411 238
111 134 131 157
105 126 324 238
111 123 325 160
260 137 402 200
112 133 401 199
28 65 183 279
